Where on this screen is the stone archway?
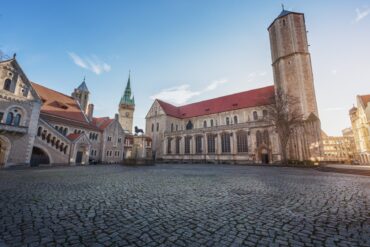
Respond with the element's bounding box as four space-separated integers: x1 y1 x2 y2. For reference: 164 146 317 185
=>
75 144 89 165
30 146 50 166
0 136 11 167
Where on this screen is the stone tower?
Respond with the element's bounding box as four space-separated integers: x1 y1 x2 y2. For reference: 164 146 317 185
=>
268 8 322 161
72 77 90 114
118 72 135 133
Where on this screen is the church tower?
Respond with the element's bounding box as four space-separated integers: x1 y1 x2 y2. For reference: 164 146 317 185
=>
72 77 90 114
268 8 322 161
118 72 135 133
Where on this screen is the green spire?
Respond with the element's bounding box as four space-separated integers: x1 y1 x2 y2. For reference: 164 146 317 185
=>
120 71 135 106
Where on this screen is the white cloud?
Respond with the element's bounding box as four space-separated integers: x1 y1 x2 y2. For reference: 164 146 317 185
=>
150 79 228 105
68 52 111 75
355 7 370 22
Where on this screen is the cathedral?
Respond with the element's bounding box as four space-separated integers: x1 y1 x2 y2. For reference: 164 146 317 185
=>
145 9 323 164
0 58 129 167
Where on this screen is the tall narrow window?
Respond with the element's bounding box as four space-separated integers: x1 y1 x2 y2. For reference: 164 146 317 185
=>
185 136 191 154
167 138 172 154
5 112 13 125
195 135 202 154
210 119 214 127
237 131 248 153
0 112 3 123
207 134 216 154
3 79 11 91
13 114 21 126
151 123 154 132
156 123 159 131
171 123 174 132
203 120 207 128
263 110 268 118
256 130 262 147
37 127 42 136
175 137 181 154
263 130 270 146
253 111 258 121
221 132 231 153
234 116 238 124
226 117 230 125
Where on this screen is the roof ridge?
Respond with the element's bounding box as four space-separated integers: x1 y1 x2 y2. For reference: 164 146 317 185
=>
157 85 274 108
31 82 75 100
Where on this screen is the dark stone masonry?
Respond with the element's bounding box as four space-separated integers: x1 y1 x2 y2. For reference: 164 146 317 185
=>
0 164 369 246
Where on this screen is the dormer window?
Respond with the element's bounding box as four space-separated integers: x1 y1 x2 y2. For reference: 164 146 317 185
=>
3 79 11 91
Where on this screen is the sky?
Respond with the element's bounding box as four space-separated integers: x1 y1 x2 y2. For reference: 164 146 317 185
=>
1 0 369 136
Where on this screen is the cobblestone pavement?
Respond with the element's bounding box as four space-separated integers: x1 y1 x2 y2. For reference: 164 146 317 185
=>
0 164 369 247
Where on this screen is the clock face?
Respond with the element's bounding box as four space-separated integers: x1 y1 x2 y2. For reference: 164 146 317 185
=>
125 112 129 117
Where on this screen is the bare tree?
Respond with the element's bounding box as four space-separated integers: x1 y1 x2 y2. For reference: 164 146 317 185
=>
266 88 304 163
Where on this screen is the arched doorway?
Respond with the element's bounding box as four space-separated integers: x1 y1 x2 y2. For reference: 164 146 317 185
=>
30 146 50 166
0 136 11 167
257 145 271 164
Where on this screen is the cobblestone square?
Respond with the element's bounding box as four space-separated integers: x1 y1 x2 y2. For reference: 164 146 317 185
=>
0 164 369 246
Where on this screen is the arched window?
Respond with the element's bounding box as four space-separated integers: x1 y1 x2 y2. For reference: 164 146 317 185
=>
51 137 55 146
221 132 231 153
156 123 159 131
167 137 172 154
263 110 268 118
59 126 63 133
64 146 68 154
89 133 92 139
226 117 230 125
63 128 67 136
207 134 216 153
237 131 248 153
203 120 207 128
176 125 178 131
184 136 191 154
151 123 154 132
41 130 47 140
234 116 238 124
55 140 60 149
171 123 174 132
37 127 42 136
210 119 214 127
46 134 51 143
14 114 21 126
5 112 13 125
3 79 11 91
195 135 202 154
175 137 181 154
253 111 258 121
60 143 64 152
256 130 262 147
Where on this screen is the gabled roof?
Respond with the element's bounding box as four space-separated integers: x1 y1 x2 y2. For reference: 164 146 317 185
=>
156 85 275 119
32 82 90 125
92 117 114 131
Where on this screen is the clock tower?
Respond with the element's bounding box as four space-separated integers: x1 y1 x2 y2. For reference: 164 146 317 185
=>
118 72 135 133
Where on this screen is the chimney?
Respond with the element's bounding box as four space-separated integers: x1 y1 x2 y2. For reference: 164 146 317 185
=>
87 104 94 121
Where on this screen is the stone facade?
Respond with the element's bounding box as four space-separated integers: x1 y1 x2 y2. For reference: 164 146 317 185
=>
321 129 356 164
349 95 370 165
0 57 126 167
145 9 322 164
268 9 322 161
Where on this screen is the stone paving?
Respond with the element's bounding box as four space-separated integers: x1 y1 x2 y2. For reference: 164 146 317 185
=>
0 164 369 247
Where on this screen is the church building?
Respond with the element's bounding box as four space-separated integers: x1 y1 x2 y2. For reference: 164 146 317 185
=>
0 57 126 167
145 9 322 164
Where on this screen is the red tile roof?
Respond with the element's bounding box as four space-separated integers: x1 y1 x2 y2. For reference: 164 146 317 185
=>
92 117 114 131
360 94 370 106
157 85 275 118
67 133 81 141
32 82 89 124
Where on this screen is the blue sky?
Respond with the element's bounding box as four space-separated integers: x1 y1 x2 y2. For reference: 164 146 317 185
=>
1 0 369 135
